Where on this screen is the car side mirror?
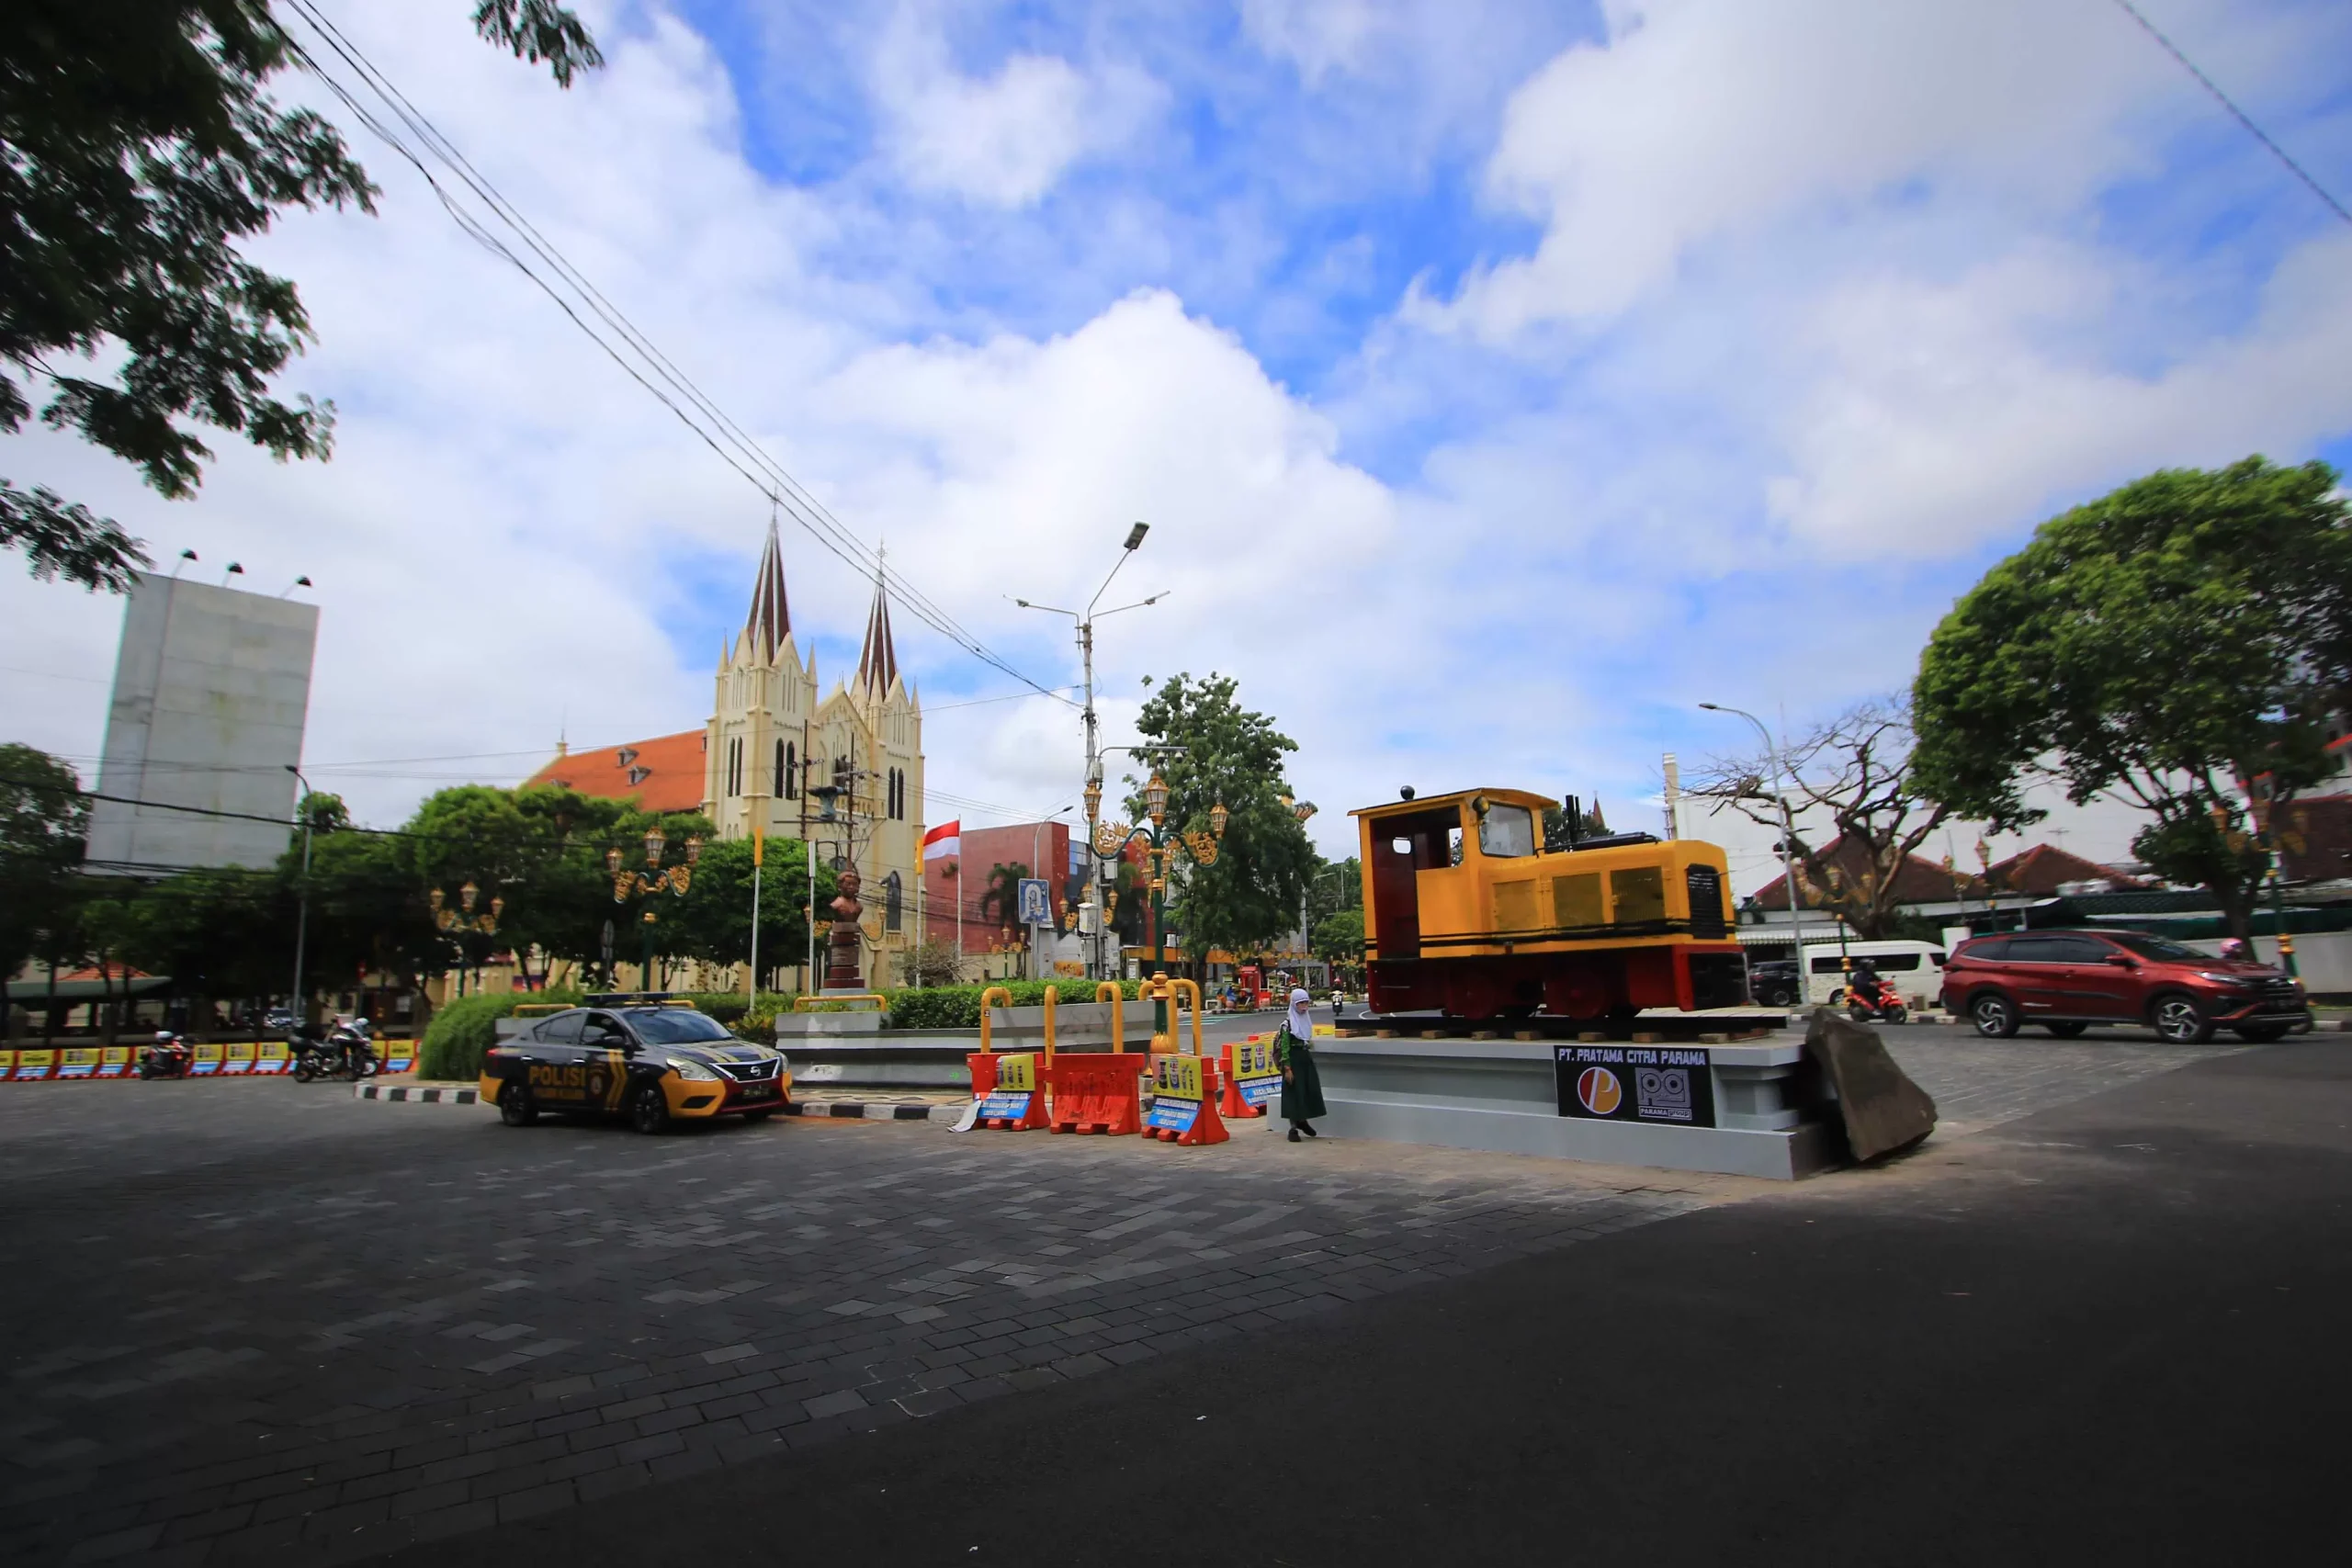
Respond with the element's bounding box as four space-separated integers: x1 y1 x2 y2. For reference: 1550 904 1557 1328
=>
2104 953 2135 967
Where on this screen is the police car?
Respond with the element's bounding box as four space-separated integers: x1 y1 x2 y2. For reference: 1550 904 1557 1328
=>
479 998 791 1134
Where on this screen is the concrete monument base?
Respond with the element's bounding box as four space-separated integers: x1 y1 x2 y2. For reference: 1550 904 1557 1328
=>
1297 1036 1837 1181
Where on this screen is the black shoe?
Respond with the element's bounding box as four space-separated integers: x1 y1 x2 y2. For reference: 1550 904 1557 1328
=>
1287 1128 1301 1143
1301 1122 1318 1137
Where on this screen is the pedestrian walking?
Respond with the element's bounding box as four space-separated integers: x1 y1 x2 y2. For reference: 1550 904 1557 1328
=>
1276 987 1325 1142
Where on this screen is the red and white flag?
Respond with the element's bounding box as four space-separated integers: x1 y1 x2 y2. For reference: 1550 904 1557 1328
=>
922 819 960 863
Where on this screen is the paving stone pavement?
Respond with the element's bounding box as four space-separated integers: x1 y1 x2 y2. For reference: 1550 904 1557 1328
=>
0 1032 2232 1565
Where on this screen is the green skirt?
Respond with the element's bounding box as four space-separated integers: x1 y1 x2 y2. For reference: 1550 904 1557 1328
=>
1279 1045 1327 1122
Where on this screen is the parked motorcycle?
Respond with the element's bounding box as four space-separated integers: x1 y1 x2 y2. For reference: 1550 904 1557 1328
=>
138 1030 194 1079
1837 977 1910 1025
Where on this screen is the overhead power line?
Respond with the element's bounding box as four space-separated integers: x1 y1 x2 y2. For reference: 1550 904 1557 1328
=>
274 2 1074 705
2109 0 2352 227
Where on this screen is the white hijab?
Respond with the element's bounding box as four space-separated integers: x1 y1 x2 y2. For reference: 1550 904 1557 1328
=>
1286 988 1314 1041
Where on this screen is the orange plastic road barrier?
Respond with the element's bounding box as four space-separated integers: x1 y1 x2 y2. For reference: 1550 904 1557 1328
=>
1144 1052 1228 1145
1220 1037 1281 1119
966 1051 1049 1130
1046 1053 1140 1134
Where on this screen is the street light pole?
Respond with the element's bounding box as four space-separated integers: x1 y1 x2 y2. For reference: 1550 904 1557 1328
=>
1700 704 1804 962
286 765 311 1024
1017 521 1163 980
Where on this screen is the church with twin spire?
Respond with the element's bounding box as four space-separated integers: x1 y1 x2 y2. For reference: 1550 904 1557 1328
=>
526 520 925 986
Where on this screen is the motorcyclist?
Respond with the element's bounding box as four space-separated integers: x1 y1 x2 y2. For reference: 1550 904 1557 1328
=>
1847 959 1882 1005
2219 937 2254 963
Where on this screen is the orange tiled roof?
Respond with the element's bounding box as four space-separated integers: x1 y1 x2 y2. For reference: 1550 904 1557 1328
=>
523 729 707 813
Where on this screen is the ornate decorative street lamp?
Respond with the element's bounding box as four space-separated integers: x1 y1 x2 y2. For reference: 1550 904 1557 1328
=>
429 881 506 997
608 829 701 991
1095 767 1227 1045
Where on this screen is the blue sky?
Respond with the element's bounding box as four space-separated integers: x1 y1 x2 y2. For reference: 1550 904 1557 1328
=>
5 0 2350 891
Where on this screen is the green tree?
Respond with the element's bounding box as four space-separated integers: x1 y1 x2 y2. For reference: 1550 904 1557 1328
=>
0 742 88 985
3 1 601 590
1914 457 2352 938
1129 671 1315 967
1311 908 1364 969
109 863 286 1019
662 834 833 990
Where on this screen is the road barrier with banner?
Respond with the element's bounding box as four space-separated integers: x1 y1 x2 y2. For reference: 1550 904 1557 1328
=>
56 1047 99 1080
222 1041 254 1076
11 1049 55 1081
966 1050 1050 1130
378 1036 415 1075
1144 1052 1228 1145
190 1043 222 1077
254 1043 288 1076
96 1045 130 1079
1220 1037 1281 1119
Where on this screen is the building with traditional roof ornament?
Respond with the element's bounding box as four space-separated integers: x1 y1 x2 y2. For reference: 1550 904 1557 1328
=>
526 520 924 987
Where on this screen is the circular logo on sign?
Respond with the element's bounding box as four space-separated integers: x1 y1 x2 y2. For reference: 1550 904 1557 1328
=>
1576 1066 1623 1114
585 1068 608 1100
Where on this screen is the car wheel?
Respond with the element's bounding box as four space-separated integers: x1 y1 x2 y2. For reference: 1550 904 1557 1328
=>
2150 993 2215 1044
2044 1022 2089 1038
1970 993 2020 1039
2233 1023 2290 1043
498 1081 537 1127
293 1060 315 1083
629 1084 673 1135
1767 986 1795 1008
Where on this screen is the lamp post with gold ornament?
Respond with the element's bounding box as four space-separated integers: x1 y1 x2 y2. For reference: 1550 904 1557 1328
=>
1283 795 1318 977
607 825 701 993
429 881 505 997
1094 767 1227 1046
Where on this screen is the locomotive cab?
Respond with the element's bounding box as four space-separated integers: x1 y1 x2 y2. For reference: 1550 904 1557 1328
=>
1355 789 1747 1023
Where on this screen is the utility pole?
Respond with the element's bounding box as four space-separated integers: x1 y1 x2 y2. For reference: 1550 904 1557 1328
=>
286 765 312 1022
1017 521 1159 980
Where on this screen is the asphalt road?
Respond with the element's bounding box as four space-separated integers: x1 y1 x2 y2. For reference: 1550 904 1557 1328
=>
390 1038 2352 1568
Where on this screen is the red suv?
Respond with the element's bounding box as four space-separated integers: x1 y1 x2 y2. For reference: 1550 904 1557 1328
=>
1940 929 2308 1044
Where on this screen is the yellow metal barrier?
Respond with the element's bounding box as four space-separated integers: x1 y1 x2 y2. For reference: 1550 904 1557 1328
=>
1170 978 1204 1056
1095 982 1125 1053
1041 987 1057 1067
793 993 887 1013
978 987 1013 1054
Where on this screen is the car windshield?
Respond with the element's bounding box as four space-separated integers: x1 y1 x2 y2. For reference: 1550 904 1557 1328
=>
628 1010 736 1043
2104 931 2215 963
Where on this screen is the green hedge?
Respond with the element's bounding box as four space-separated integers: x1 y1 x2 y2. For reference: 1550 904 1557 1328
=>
881 979 1139 1031
416 990 580 1081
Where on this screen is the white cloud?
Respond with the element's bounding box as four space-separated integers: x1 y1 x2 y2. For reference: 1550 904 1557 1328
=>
1417 0 2306 337
870 7 1160 208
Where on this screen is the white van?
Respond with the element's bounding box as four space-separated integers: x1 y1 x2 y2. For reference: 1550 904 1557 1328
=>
1799 940 1947 1007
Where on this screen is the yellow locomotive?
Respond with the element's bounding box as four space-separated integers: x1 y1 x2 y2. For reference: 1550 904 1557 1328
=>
1353 787 1747 1024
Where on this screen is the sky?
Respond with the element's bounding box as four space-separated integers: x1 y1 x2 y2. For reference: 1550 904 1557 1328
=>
6 0 2351 897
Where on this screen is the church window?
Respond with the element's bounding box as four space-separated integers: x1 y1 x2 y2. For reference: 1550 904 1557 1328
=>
785 741 797 798
773 739 785 799
885 871 902 933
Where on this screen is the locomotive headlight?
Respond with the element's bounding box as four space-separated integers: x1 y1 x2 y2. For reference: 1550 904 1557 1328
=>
667 1057 721 1080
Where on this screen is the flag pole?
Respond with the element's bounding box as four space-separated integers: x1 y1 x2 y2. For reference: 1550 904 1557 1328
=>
749 815 764 1004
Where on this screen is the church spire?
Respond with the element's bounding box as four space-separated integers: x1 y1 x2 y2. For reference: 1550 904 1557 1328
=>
744 511 790 663
856 550 899 698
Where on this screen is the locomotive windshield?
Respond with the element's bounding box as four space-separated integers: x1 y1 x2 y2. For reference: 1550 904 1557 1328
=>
1477 803 1536 858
